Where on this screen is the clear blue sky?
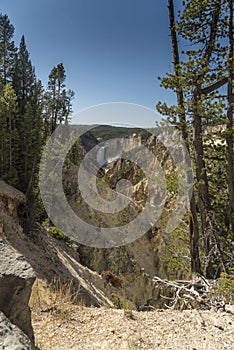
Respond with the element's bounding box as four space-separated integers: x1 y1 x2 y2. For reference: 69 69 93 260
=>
1 0 178 127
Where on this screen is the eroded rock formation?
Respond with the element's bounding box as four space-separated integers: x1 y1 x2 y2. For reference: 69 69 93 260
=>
0 240 36 343
63 128 183 306
0 311 34 350
0 180 114 310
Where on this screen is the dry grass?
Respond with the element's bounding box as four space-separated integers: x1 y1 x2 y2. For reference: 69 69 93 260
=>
30 278 84 315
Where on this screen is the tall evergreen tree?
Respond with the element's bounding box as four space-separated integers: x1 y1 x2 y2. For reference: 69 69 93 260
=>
0 84 19 185
46 63 74 133
0 14 16 85
12 35 35 114
226 0 234 242
167 0 201 274
158 0 233 276
11 35 43 194
19 81 45 196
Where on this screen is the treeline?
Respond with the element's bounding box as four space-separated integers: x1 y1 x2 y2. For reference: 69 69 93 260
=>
158 0 234 278
0 14 74 198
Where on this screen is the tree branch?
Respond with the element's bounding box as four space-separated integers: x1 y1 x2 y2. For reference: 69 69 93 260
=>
203 2 221 64
200 77 228 95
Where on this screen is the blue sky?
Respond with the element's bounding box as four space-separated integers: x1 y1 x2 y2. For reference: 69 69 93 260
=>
1 0 178 127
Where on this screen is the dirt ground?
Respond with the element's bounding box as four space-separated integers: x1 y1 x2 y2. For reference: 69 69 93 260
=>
32 304 234 350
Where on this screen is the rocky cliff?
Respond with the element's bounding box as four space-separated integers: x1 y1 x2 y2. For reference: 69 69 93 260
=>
0 240 35 343
0 179 116 307
0 180 121 348
0 126 190 349
63 126 190 306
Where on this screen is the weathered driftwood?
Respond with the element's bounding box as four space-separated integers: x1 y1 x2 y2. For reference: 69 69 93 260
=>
150 275 225 311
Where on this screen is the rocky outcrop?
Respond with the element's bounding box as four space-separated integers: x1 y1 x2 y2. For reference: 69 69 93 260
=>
0 311 33 350
0 179 29 230
0 240 36 343
0 180 114 309
0 180 37 348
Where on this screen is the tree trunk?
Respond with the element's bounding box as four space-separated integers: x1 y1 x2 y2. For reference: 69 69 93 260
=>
191 3 221 278
167 0 201 274
226 0 234 243
192 93 211 251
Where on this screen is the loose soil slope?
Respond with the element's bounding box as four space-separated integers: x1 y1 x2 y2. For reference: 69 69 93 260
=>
32 303 234 350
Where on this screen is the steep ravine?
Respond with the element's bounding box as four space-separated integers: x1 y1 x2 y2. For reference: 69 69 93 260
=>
63 128 189 306
0 128 191 347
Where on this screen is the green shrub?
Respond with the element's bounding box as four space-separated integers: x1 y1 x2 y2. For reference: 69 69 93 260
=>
42 218 67 241
49 226 67 241
161 222 191 279
211 270 234 304
113 297 125 309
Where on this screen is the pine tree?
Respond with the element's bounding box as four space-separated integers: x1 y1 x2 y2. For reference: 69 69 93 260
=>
226 0 234 242
0 14 16 85
166 0 201 274
46 63 74 133
0 84 19 185
12 35 44 195
157 0 233 276
12 35 35 114
25 80 45 198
